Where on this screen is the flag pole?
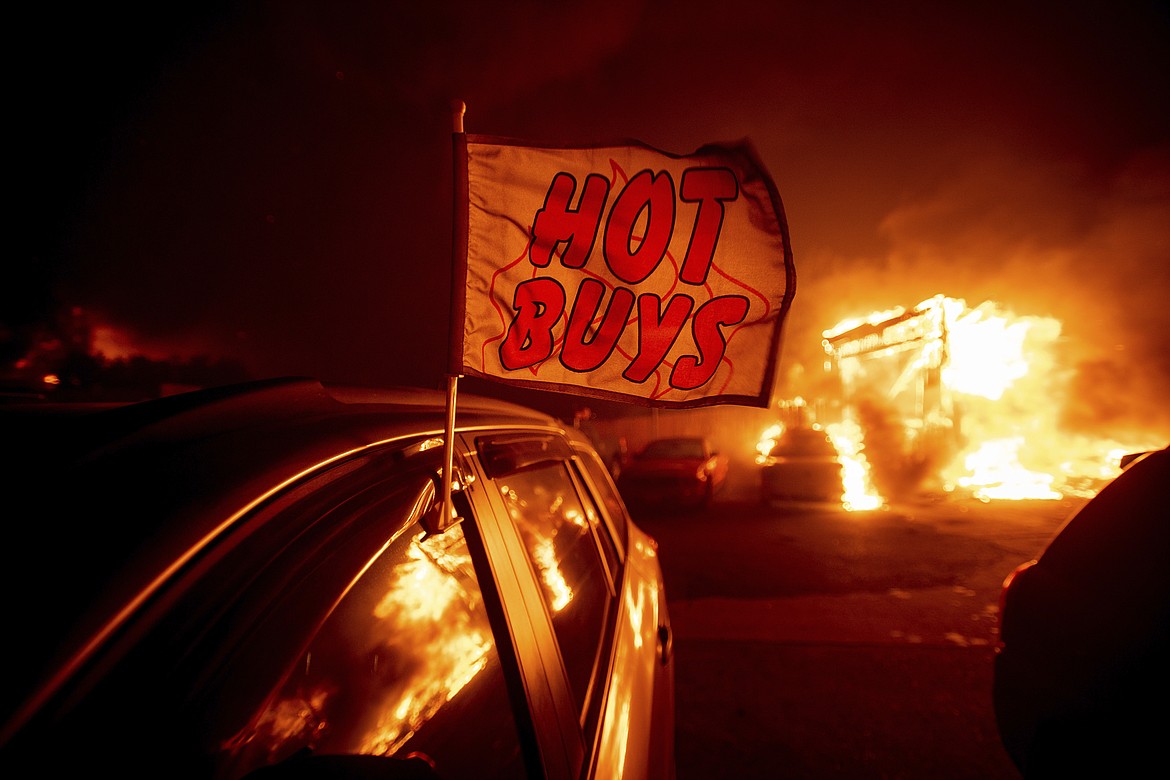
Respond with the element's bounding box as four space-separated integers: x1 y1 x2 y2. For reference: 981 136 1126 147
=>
441 99 468 530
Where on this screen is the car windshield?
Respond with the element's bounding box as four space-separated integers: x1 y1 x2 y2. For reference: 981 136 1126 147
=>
770 430 837 458
641 438 707 459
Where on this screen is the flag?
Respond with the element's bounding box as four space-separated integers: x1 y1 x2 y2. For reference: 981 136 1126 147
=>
451 133 795 409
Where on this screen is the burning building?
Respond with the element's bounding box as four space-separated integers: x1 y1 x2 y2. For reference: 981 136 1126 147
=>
820 295 963 499
817 295 1158 503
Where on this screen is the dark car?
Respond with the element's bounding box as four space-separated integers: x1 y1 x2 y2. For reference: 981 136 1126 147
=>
617 436 728 510
758 426 844 504
0 378 675 779
993 445 1170 778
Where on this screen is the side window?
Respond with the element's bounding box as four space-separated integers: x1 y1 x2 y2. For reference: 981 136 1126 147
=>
574 444 629 561
478 435 617 728
213 448 531 780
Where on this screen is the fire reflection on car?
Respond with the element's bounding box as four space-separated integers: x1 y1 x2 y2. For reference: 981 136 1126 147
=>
232 523 494 764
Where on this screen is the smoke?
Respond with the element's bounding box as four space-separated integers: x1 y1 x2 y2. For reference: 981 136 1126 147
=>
782 142 1170 443
11 1 1168 416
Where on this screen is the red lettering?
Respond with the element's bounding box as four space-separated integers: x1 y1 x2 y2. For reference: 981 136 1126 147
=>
560 279 634 372
622 293 694 383
509 164 751 388
669 295 749 390
529 173 609 269
679 167 738 285
604 170 675 285
499 278 566 370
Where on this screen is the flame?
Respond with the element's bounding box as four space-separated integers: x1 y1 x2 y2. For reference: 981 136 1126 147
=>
941 299 1043 401
825 417 884 511
822 295 1164 502
753 416 885 512
754 423 784 462
949 437 1061 501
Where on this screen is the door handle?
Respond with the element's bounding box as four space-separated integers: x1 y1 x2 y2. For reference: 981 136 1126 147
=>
657 623 673 666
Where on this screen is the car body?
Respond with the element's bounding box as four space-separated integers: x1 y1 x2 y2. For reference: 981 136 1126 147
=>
993 445 1170 777
758 426 844 504
0 377 675 779
617 437 728 510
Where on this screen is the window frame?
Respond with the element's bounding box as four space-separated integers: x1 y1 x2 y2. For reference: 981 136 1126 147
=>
461 428 627 780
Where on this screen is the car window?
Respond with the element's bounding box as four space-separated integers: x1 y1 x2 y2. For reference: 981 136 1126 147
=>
478 435 618 733
207 445 533 779
573 444 629 562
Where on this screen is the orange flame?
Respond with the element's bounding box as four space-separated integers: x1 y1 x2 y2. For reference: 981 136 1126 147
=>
823 295 1164 502
825 417 884 511
753 416 885 511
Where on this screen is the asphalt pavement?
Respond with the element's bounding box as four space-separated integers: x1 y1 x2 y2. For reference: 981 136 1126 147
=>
633 481 1078 779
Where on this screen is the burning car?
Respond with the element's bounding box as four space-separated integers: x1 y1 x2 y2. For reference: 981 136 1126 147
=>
758 425 845 504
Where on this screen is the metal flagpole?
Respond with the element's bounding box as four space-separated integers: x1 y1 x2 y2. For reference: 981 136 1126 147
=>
441 99 468 530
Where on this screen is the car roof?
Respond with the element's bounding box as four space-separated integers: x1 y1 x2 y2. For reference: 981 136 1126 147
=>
1 374 563 517
1 376 560 478
0 376 554 456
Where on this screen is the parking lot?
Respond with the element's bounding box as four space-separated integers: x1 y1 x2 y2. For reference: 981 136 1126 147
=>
632 488 1077 779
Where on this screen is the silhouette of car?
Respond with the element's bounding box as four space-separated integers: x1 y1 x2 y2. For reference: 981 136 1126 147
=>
617 436 729 510
758 426 844 504
993 445 1170 778
0 378 675 779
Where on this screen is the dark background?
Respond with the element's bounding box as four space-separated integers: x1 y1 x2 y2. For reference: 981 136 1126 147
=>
8 1 1170 430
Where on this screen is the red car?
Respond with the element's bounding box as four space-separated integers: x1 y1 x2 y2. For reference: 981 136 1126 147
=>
618 436 729 509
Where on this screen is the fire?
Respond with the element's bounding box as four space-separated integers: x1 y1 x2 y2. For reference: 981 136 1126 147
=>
949 437 1061 501
825 417 884 511
755 423 784 461
753 416 885 512
940 298 1044 401
819 295 1164 502
242 525 494 763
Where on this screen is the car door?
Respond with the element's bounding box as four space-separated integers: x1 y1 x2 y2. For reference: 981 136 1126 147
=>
460 428 674 780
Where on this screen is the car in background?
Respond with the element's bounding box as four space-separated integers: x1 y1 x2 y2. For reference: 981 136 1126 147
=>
0 377 675 780
993 445 1169 778
617 436 728 510
758 426 844 504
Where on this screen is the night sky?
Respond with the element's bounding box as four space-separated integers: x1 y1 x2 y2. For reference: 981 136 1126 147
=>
10 1 1170 433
